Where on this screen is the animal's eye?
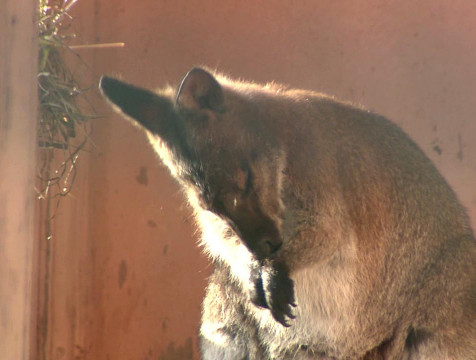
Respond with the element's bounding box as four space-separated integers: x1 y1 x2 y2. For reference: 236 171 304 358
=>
236 167 248 192
242 168 253 196
219 191 242 215
225 170 252 211
224 193 240 211
236 163 253 197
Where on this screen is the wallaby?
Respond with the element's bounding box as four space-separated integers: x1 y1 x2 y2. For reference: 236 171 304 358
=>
100 68 476 360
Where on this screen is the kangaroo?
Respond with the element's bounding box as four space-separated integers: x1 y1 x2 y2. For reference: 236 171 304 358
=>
100 68 476 359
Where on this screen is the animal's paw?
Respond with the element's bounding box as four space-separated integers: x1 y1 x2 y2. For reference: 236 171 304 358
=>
250 261 296 327
250 267 268 309
265 260 296 327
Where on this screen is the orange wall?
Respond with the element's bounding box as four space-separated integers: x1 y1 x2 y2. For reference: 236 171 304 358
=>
57 1 476 359
0 1 38 359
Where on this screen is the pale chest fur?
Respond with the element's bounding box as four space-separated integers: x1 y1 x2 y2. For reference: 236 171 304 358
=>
248 250 370 359
196 211 365 358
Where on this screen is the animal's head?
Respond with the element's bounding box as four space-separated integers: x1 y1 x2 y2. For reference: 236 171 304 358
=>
100 68 287 261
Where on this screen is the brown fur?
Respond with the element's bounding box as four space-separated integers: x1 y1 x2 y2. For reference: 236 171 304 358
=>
100 68 476 359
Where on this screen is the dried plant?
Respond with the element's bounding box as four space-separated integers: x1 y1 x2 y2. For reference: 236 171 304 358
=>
37 3 98 358
37 0 95 202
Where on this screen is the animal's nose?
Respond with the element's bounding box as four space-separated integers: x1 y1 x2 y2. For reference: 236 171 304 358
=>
255 235 282 260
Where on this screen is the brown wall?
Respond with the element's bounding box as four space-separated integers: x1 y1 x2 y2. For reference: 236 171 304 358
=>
45 1 476 359
0 0 38 359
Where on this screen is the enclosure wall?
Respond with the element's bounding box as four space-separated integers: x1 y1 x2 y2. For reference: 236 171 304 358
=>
41 1 476 359
0 1 38 359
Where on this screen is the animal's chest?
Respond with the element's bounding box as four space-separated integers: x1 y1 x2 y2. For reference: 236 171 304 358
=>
246 263 362 359
197 203 367 358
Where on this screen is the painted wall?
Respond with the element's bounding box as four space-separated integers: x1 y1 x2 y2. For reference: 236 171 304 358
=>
52 1 475 359
0 1 38 359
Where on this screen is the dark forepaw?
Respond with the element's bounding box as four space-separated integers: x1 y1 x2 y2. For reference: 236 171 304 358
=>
249 260 296 326
249 266 269 309
266 260 296 327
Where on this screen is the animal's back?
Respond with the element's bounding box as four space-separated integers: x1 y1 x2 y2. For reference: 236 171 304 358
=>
261 93 476 358
202 86 476 359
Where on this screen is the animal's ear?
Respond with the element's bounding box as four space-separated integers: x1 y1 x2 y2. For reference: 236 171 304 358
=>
99 76 175 134
176 68 225 113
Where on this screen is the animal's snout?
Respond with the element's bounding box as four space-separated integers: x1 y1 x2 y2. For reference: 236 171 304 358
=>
254 235 282 260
